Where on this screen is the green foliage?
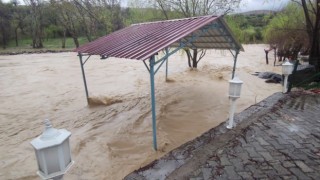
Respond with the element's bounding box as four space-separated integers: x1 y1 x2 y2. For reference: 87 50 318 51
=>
225 13 273 43
125 7 165 25
303 82 320 90
293 72 320 90
263 3 308 49
5 37 88 49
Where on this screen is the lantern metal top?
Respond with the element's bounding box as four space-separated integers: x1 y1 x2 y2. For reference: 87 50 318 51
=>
30 119 71 150
229 76 243 84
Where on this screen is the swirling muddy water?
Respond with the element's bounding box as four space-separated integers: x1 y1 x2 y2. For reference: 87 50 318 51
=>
0 44 281 179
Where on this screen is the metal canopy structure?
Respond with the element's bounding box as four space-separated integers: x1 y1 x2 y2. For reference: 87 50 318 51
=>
75 15 243 150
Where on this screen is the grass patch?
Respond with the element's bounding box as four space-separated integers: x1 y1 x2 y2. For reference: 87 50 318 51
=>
292 72 320 90
1 37 89 54
301 82 320 90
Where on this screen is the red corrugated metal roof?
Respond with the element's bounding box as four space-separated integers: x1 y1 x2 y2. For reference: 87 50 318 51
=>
75 15 243 60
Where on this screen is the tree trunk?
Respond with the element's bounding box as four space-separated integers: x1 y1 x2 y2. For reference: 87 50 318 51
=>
32 38 36 48
2 33 6 49
308 5 320 71
73 36 79 48
300 0 320 71
15 27 19 46
274 48 277 65
185 49 192 68
38 23 44 48
309 33 320 71
192 49 198 68
185 49 200 68
264 49 269 64
1 24 5 49
38 36 43 48
85 31 92 42
61 29 66 48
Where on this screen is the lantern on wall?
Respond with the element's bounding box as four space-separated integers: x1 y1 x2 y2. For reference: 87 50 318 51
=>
227 76 243 129
30 119 74 180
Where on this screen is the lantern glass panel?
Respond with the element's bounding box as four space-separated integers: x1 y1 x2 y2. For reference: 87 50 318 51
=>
62 140 71 167
236 86 242 97
229 83 241 97
43 146 60 175
229 83 235 96
35 151 44 174
282 62 294 75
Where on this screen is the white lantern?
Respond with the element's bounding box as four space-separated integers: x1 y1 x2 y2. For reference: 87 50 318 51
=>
227 76 243 129
282 61 294 93
229 76 243 98
282 61 294 75
31 119 74 180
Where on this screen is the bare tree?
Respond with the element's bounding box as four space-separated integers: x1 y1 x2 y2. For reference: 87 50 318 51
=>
155 0 241 68
24 0 44 48
51 0 81 47
74 0 123 35
12 4 28 46
0 2 12 49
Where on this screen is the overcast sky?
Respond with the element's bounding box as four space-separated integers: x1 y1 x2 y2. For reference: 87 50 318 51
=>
238 0 290 12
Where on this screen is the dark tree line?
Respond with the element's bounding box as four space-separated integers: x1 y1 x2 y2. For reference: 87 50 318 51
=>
0 0 126 49
2 0 319 72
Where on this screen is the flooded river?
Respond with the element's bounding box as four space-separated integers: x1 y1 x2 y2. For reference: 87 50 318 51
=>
0 44 281 179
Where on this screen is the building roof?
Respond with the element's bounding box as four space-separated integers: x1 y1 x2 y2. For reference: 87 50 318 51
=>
75 15 243 61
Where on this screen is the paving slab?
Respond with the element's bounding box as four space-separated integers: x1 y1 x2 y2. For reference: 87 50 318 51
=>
125 91 320 180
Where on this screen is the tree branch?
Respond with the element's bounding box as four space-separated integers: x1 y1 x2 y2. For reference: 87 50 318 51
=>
197 49 206 63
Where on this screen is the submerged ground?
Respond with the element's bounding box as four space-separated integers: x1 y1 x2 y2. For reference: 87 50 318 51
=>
0 44 281 179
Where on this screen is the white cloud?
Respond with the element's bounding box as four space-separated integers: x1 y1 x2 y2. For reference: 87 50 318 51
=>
238 0 290 12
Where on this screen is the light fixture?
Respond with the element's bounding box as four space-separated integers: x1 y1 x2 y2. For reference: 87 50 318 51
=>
282 61 294 93
227 76 243 129
30 119 74 180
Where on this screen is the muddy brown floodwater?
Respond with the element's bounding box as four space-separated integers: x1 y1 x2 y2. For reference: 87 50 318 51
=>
0 44 281 179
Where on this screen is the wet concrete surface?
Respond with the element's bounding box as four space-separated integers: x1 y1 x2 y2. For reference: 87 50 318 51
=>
125 91 320 180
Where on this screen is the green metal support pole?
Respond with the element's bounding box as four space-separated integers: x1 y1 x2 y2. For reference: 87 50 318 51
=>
79 53 89 104
149 55 157 150
232 50 239 79
165 47 169 81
